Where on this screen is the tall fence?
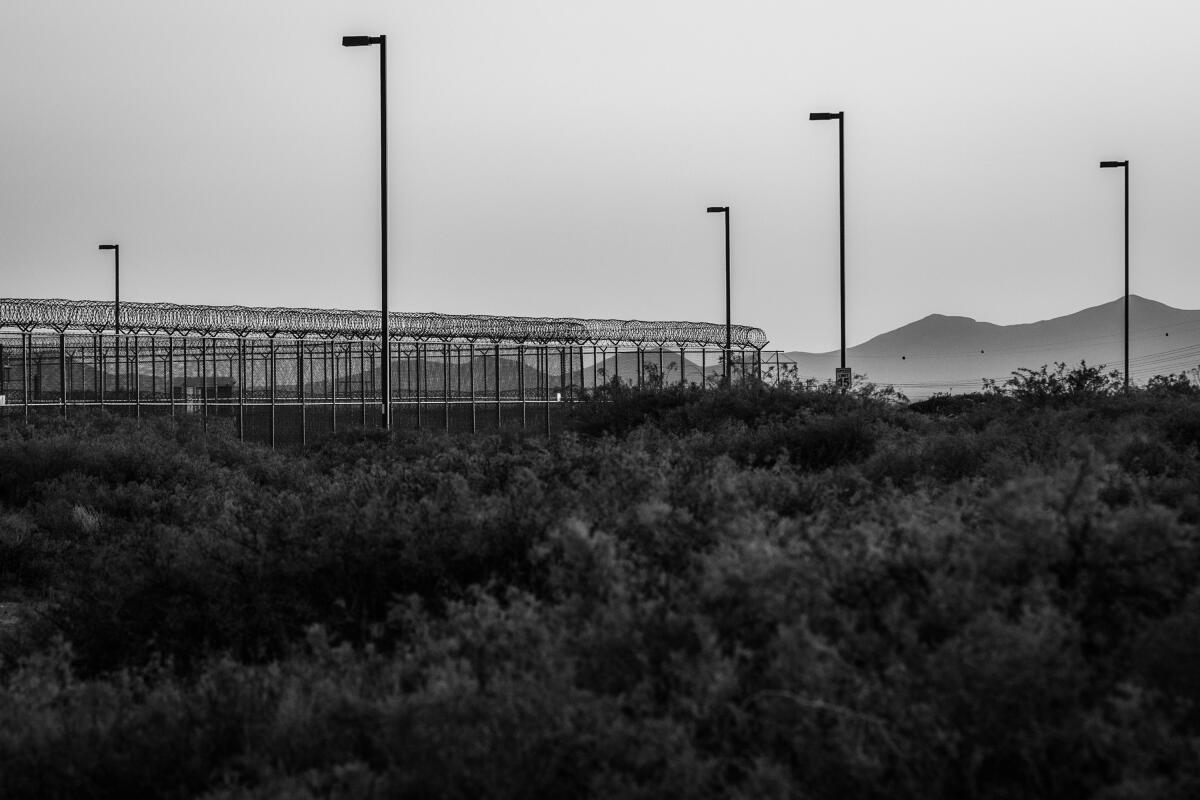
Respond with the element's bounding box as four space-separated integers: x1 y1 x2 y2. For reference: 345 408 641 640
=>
0 299 798 445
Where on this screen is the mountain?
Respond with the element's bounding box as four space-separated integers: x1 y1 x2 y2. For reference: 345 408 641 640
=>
785 296 1200 398
592 350 720 387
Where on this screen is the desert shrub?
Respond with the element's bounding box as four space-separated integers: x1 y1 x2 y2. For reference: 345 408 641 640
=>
919 430 989 482
567 380 710 437
1117 436 1180 477
1162 404 1200 452
995 360 1123 404
0 511 45 591
1 423 571 671
2 385 1200 797
861 441 925 487
787 413 878 470
0 599 729 800
1136 589 1200 727
717 412 879 471
907 392 1000 416
1146 371 1200 396
566 381 903 439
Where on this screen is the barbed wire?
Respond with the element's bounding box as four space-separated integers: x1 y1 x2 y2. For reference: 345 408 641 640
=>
0 298 769 348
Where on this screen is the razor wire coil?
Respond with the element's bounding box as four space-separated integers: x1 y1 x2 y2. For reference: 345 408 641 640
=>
0 299 768 348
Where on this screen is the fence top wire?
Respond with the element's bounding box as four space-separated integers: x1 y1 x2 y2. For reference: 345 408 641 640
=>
0 298 769 348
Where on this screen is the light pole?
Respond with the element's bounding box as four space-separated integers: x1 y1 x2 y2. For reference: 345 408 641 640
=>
342 33 390 429
810 110 849 388
98 244 119 402
1100 159 1129 390
706 206 731 384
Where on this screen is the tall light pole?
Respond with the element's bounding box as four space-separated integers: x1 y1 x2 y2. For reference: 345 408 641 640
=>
98 244 119 401
342 33 390 429
706 206 731 383
1100 159 1129 390
810 110 849 388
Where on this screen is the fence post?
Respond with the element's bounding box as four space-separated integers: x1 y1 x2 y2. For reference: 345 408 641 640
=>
200 337 208 430
544 346 551 437
329 340 336 434
23 332 30 422
97 335 104 410
149 336 156 407
417 345 427 431
469 342 476 434
133 335 141 420
297 338 305 447
237 337 245 441
59 332 67 417
170 337 178 417
268 336 276 448
359 340 366 428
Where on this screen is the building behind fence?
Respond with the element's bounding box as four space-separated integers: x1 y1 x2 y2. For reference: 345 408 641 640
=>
1 299 798 444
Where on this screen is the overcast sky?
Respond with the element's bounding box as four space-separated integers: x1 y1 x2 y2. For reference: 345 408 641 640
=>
3 0 1198 351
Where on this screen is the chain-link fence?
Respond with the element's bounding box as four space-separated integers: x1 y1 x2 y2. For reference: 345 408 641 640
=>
0 300 798 444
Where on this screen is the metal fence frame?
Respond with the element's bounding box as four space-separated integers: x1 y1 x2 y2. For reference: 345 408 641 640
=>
0 299 799 444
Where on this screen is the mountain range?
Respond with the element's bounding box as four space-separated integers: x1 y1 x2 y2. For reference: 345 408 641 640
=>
784 296 1200 398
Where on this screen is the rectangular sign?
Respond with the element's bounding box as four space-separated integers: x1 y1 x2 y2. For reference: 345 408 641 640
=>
835 367 852 389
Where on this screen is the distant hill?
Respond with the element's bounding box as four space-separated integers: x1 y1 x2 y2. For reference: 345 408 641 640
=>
785 296 1200 398
592 350 722 387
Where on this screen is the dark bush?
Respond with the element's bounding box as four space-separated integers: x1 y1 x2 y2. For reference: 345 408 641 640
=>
787 413 877 470
998 360 1123 404
1118 437 1179 477
1162 404 1200 452
921 430 989 482
2 383 1200 798
907 392 997 416
1146 372 1200 396
1137 589 1200 726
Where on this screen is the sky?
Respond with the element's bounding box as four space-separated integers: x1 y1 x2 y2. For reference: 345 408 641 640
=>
3 0 1199 352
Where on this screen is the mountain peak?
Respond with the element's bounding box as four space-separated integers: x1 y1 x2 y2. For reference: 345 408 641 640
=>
783 296 1200 397
852 312 1000 354
920 313 978 323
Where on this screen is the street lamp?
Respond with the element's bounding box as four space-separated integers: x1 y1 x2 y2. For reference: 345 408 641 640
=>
810 110 850 388
342 33 391 429
98 244 119 401
98 244 119 330
706 206 731 383
1100 159 1129 390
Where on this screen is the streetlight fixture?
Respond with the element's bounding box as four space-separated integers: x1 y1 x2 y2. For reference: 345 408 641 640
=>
810 110 850 389
98 244 119 401
706 206 732 383
342 33 391 429
1100 159 1129 390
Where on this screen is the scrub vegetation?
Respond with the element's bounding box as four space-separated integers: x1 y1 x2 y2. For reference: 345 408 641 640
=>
2 364 1200 799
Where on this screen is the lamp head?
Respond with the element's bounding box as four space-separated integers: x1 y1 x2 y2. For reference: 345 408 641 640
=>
98 244 117 250
809 112 841 121
342 35 381 47
706 206 728 213
1099 160 1128 168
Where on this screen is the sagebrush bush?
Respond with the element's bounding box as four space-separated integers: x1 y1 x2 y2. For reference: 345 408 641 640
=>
2 380 1200 798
